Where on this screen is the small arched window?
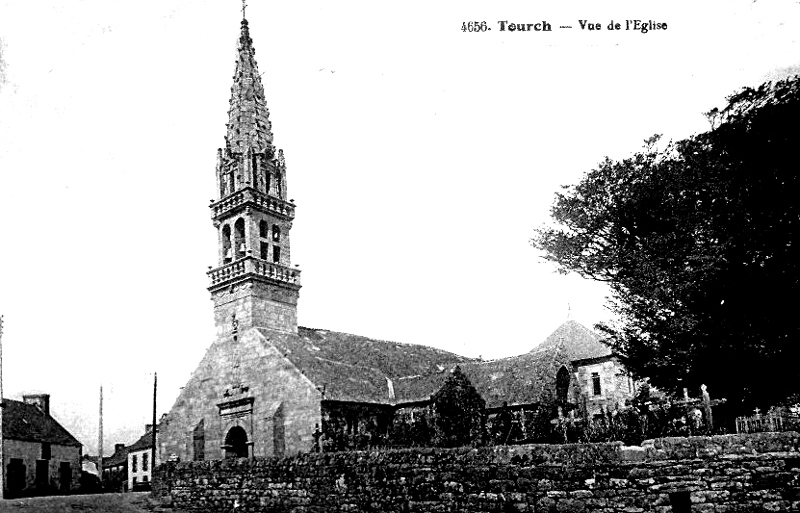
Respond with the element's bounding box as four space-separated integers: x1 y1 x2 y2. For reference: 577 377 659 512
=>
222 224 232 264
259 220 268 238
556 366 571 404
272 225 281 242
234 218 246 259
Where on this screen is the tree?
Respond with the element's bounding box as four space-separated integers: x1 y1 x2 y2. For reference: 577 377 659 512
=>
431 366 486 447
533 76 800 414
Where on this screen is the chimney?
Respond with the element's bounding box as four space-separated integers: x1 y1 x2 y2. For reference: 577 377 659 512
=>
145 424 153 433
23 394 50 416
115 443 125 454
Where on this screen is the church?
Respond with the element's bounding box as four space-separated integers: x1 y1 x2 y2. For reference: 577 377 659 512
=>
157 14 635 462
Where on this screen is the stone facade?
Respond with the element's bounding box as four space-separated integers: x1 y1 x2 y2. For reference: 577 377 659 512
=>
572 356 636 417
154 432 800 512
3 439 81 496
158 328 322 462
210 279 298 338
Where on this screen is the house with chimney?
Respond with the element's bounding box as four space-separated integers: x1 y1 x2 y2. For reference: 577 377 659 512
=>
2 394 82 497
127 424 158 491
102 443 129 492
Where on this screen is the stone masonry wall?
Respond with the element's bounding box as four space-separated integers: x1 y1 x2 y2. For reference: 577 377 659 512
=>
158 327 320 462
154 431 800 512
3 439 81 494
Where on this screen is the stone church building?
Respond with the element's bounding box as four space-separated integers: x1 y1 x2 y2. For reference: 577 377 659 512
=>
158 15 635 462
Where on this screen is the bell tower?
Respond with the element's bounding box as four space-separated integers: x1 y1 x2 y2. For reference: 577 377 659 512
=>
207 15 301 335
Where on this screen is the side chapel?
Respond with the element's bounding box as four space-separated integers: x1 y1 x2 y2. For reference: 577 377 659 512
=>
157 14 636 462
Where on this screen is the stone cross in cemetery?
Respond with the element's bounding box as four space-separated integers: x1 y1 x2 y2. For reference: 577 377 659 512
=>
675 384 726 431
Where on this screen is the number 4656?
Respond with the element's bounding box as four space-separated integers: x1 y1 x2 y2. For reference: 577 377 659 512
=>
462 21 488 32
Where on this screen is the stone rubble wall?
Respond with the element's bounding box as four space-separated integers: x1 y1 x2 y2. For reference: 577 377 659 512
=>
153 432 800 512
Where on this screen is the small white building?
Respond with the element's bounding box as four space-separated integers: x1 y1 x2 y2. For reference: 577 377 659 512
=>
126 425 158 491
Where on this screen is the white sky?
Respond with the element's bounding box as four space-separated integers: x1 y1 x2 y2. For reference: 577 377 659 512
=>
0 0 798 455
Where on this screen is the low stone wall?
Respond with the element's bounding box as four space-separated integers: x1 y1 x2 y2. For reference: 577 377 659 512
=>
154 432 800 512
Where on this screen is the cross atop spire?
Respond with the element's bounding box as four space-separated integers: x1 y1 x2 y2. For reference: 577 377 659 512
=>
241 0 247 20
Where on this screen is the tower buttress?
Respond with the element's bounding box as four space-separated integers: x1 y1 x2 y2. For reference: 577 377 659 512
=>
208 17 300 335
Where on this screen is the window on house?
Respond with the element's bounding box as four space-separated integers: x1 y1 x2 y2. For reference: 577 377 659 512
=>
142 475 149 483
592 372 602 396
259 220 268 238
132 477 138 485
41 442 51 460
132 455 138 473
142 453 149 472
272 225 281 242
260 242 269 260
272 245 280 263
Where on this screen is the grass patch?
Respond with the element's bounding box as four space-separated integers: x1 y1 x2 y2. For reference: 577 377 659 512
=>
0 492 159 513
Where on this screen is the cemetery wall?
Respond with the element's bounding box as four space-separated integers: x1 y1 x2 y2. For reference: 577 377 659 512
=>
153 431 800 512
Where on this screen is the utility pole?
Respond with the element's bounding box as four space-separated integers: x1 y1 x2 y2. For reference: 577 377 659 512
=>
0 316 5 499
151 373 157 473
98 385 103 486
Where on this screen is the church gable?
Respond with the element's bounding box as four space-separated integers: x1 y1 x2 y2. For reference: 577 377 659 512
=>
159 327 321 461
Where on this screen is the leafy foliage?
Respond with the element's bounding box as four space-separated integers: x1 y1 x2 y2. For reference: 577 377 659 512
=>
533 76 800 413
430 366 486 447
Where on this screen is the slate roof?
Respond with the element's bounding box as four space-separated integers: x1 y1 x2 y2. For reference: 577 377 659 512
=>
534 320 613 361
2 398 81 447
390 346 573 408
128 429 156 452
392 321 613 408
103 447 129 468
461 347 572 408
258 327 475 403
255 321 611 408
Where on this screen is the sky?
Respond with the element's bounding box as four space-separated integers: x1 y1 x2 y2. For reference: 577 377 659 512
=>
0 0 798 455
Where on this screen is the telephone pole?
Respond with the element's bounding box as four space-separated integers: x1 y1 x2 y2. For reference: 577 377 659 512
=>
0 316 5 499
98 385 103 485
151 373 157 473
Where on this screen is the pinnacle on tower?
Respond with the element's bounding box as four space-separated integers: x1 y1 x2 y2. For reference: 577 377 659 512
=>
214 12 290 202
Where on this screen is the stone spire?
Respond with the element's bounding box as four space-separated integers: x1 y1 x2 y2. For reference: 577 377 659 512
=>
208 14 300 335
226 18 274 155
215 15 288 201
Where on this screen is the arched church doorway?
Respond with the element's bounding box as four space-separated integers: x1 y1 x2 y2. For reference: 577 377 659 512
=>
224 426 249 459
